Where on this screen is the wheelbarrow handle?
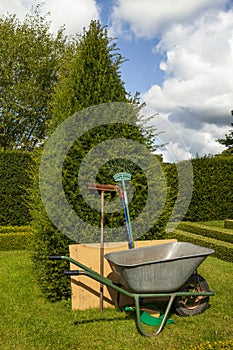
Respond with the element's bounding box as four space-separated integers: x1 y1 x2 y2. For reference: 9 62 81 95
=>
49 256 63 260
64 270 89 276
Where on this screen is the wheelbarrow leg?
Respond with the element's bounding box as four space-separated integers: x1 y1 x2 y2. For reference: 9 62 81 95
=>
134 293 176 337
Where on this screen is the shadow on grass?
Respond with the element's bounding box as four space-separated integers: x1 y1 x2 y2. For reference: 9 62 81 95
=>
73 315 130 325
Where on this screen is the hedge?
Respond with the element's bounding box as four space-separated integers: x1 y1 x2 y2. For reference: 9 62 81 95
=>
166 156 233 222
177 222 233 244
1 152 233 227
168 229 233 262
0 232 33 250
224 219 233 229
183 156 233 221
0 151 33 225
0 225 32 250
0 225 31 233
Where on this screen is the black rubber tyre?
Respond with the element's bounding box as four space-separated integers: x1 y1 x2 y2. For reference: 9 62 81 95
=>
174 274 210 317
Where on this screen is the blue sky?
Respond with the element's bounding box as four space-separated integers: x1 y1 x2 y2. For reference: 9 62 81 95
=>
116 37 164 93
97 0 164 92
1 0 233 162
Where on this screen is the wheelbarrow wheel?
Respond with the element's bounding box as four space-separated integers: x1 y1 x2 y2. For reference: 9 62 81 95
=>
174 274 210 317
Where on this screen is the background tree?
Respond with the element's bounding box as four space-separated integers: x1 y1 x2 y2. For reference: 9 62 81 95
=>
32 20 164 301
0 5 66 150
48 20 130 128
217 110 233 155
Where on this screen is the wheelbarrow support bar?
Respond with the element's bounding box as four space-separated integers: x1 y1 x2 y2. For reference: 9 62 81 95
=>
49 255 215 337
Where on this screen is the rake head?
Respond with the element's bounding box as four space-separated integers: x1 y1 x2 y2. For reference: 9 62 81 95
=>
107 158 136 177
113 172 132 182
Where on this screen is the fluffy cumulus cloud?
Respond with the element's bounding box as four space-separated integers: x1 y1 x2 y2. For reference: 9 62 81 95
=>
110 0 227 39
0 0 100 35
142 8 233 161
110 0 233 161
43 0 100 35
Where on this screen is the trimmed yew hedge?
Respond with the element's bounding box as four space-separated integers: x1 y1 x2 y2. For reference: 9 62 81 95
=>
0 151 33 226
165 156 233 222
0 232 33 250
224 219 233 229
178 222 233 244
1 152 233 227
0 225 31 233
0 225 32 250
168 229 233 262
184 156 233 221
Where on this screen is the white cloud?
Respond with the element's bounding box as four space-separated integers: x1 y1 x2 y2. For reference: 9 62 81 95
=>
0 0 29 19
110 0 227 39
0 0 100 35
142 8 233 161
148 112 229 163
43 0 100 35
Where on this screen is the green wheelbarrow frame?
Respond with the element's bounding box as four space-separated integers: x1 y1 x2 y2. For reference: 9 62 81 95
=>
49 255 215 337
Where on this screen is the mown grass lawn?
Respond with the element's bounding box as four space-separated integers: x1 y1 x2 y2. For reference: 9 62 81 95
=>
0 250 232 350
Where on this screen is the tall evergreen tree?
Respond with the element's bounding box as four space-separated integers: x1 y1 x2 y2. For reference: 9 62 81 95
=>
32 20 164 301
49 20 129 127
47 20 154 233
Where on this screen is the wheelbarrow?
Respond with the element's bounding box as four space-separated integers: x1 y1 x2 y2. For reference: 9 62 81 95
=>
49 241 215 337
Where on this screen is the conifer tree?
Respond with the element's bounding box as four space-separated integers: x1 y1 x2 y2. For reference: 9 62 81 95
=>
32 21 163 301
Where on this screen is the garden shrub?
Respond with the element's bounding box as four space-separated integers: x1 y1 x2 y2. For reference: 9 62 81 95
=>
177 222 233 244
224 219 233 229
0 225 31 233
0 225 32 250
184 156 233 221
0 232 33 250
30 150 75 301
29 153 233 300
165 156 233 222
169 229 233 262
0 151 33 225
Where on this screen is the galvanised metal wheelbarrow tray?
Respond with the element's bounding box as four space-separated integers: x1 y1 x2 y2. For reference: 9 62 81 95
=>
50 242 215 337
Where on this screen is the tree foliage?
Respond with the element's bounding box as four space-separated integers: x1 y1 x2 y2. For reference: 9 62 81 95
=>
48 20 130 128
0 5 66 150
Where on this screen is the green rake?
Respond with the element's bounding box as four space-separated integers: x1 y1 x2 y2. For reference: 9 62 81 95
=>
113 171 134 249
